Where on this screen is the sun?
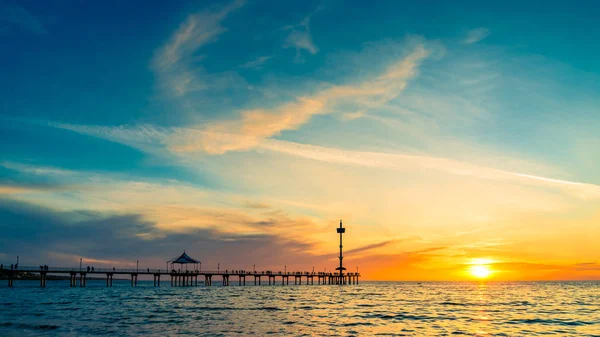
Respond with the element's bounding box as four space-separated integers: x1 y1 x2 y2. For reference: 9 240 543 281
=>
469 265 492 279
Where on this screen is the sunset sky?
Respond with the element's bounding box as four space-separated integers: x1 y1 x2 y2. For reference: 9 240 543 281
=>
1 0 599 281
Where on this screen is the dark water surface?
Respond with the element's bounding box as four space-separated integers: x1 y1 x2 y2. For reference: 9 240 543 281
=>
1 280 598 336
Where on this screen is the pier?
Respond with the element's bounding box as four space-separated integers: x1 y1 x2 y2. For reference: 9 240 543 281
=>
2 220 360 288
2 267 359 288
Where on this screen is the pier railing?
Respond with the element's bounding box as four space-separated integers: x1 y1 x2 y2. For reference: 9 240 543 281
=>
3 266 360 276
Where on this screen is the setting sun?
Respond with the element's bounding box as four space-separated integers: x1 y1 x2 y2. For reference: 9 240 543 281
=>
469 265 492 279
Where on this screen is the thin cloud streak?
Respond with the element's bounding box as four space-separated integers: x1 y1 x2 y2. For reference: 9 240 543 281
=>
259 138 600 198
463 27 490 44
239 55 274 69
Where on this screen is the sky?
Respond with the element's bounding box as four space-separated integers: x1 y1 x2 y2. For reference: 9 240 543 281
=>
1 0 599 281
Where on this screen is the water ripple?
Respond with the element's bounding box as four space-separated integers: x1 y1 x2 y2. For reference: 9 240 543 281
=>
0 281 598 336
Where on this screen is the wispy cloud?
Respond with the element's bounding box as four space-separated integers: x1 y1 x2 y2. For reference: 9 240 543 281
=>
259 139 600 199
152 0 246 97
284 29 318 55
239 55 274 69
283 13 320 59
344 240 399 256
1 161 78 176
169 44 430 154
463 27 490 44
0 186 36 195
57 43 428 156
0 4 46 35
109 43 427 155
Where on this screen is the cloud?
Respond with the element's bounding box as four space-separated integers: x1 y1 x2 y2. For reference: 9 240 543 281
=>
47 123 173 155
175 44 429 154
239 56 274 69
1 161 78 177
51 43 430 155
0 160 331 245
344 240 398 255
284 30 318 55
283 14 319 58
259 139 600 199
0 4 46 35
0 186 36 195
152 0 246 97
463 27 490 44
0 198 321 270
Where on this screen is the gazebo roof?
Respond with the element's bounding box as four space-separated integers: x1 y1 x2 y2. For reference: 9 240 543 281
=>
167 251 200 264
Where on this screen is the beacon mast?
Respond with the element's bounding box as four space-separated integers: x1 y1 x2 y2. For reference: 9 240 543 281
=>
335 220 346 283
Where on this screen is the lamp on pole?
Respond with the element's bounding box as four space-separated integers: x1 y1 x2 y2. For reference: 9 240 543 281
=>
284 265 286 274
312 266 314 274
136 260 139 273
253 264 255 273
218 263 220 273
200 262 202 273
80 258 82 272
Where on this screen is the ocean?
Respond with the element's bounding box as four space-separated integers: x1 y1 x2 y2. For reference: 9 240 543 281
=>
1 280 598 336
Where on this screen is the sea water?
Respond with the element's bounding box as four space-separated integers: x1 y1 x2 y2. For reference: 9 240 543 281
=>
1 280 598 336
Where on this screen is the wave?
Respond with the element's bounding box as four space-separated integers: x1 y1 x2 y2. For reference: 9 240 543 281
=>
439 301 468 306
0 322 59 330
506 318 595 326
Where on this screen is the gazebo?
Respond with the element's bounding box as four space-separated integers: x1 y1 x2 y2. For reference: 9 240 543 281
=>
167 251 201 273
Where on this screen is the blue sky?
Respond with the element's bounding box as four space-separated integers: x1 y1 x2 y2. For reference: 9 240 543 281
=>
1 0 599 280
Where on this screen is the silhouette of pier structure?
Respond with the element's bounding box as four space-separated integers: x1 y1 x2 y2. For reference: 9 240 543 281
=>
2 220 360 288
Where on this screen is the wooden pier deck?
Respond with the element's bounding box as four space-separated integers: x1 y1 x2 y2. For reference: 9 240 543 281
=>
2 267 360 288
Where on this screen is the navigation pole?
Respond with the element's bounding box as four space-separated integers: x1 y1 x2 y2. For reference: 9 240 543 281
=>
335 220 346 284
